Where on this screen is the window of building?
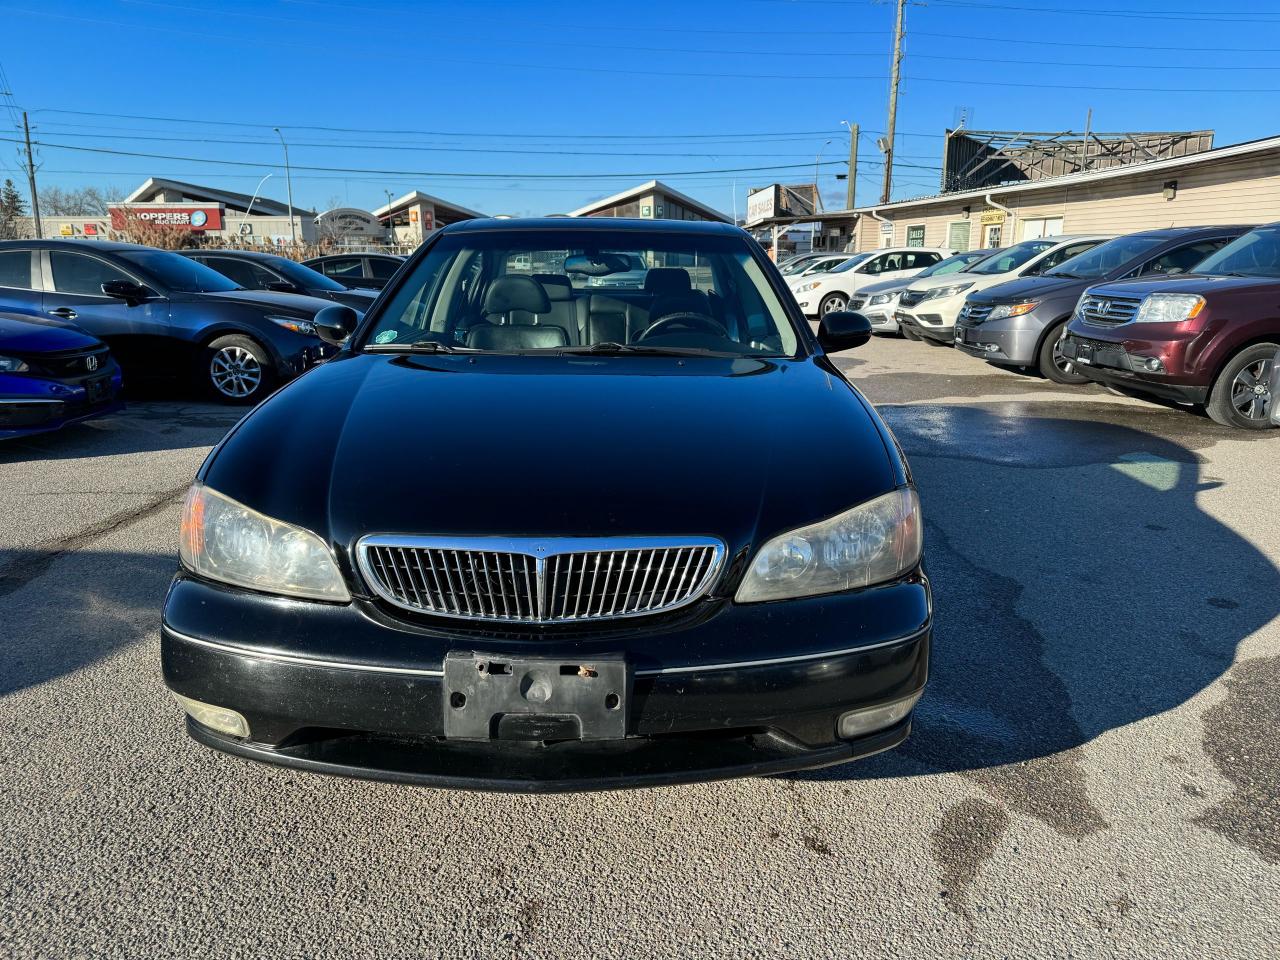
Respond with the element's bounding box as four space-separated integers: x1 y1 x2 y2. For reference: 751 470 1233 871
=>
984 224 1003 247
947 221 971 252
905 224 926 247
1021 217 1064 241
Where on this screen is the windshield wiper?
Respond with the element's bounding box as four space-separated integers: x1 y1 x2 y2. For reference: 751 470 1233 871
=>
560 342 724 357
364 339 462 353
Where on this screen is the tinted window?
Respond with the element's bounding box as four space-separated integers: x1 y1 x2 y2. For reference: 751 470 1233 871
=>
368 258 400 279
321 257 364 278
968 240 1057 275
828 252 876 274
1142 239 1232 276
1193 225 1280 278
49 251 131 296
265 256 348 291
116 250 240 293
203 257 278 290
0 250 32 289
915 250 990 279
1043 235 1165 279
904 251 940 269
1033 241 1104 274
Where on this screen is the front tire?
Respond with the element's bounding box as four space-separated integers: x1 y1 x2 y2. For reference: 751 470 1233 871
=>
819 293 849 315
901 326 921 341
204 335 275 404
1038 321 1090 385
1205 343 1278 429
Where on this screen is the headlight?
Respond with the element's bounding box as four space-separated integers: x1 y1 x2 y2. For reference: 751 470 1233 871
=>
179 484 350 601
796 280 824 293
868 292 896 306
1135 293 1205 324
266 315 317 336
988 301 1040 321
921 282 973 301
0 355 30 373
736 488 922 603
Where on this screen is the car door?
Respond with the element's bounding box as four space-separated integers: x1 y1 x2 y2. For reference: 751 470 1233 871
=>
200 255 284 293
878 250 941 283
364 256 401 289
43 249 171 375
0 249 44 320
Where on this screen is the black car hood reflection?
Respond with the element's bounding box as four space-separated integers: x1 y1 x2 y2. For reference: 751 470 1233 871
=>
202 352 897 559
177 288 339 315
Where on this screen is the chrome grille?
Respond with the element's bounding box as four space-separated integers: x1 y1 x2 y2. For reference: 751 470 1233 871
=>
849 296 867 310
898 289 926 308
1079 295 1141 326
959 303 994 325
357 536 724 623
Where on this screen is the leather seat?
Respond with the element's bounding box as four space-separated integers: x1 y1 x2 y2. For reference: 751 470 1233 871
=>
467 324 568 350
466 275 568 350
643 267 713 326
532 274 580 344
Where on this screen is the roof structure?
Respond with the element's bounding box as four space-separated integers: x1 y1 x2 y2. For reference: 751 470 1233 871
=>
122 177 307 216
568 180 731 223
372 190 486 221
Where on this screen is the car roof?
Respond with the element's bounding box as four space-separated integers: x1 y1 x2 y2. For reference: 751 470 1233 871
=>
180 248 282 262
0 238 157 253
442 216 740 236
1114 225 1253 240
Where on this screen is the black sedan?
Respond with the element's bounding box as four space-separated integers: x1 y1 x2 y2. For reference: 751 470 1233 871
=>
0 240 339 403
302 253 404 289
161 218 930 791
180 249 378 311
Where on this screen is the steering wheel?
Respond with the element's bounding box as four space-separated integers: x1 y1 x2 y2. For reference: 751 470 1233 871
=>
636 312 724 341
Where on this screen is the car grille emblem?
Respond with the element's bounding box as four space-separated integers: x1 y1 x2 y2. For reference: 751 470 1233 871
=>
85 355 99 371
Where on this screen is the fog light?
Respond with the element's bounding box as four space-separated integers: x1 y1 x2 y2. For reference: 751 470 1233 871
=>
1142 357 1165 373
837 691 922 739
171 691 250 738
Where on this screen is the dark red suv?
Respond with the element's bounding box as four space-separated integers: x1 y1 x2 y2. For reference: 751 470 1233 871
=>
1060 222 1280 429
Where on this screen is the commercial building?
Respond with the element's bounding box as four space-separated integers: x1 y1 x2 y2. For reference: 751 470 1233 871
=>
569 180 731 222
841 133 1280 253
373 191 487 245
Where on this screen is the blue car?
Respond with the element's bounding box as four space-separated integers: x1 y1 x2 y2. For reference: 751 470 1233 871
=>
0 312 123 440
0 240 339 403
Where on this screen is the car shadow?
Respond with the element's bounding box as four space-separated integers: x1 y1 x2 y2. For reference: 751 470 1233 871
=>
788 405 1280 830
0 548 173 699
0 401 242 463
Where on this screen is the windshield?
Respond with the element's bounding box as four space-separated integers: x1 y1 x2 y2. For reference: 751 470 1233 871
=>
798 256 849 276
362 230 801 358
1193 225 1280 278
966 239 1057 275
266 256 349 291
1043 235 1165 279
828 252 876 274
780 255 822 276
117 249 242 293
915 250 992 279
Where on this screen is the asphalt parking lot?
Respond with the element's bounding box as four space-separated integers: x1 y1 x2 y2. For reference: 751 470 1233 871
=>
2 337 1277 959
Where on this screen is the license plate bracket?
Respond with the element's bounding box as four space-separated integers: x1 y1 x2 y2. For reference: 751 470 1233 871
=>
442 652 628 741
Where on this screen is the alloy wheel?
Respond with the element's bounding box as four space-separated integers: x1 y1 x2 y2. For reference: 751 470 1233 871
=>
210 346 263 399
1052 338 1076 377
821 295 848 314
1229 357 1273 422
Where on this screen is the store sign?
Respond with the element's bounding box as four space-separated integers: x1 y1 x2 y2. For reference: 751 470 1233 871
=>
746 186 778 225
83 223 98 236
109 205 224 230
979 208 1006 225
59 224 74 236
315 207 385 238
879 220 894 235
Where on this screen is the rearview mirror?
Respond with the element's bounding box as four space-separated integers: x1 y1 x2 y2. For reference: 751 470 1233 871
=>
563 253 631 277
100 279 149 305
817 311 873 352
313 305 358 345
265 280 299 293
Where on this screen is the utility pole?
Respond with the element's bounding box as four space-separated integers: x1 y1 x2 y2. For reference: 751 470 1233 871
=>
881 0 907 205
22 112 41 239
842 121 859 209
273 127 296 246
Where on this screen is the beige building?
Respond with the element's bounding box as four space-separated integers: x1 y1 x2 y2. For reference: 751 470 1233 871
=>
842 134 1280 253
569 180 731 222
374 191 486 245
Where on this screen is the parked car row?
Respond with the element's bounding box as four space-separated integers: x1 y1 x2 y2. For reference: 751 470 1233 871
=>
838 222 1276 430
0 240 412 439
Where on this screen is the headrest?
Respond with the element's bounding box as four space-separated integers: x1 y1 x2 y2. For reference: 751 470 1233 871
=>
466 323 569 351
643 267 692 297
484 275 550 316
650 289 712 319
532 274 573 302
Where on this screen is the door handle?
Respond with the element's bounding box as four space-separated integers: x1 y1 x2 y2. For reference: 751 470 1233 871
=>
48 307 78 320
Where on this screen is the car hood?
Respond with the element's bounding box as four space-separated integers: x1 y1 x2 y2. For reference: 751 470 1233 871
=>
181 288 339 315
966 275 1087 304
1085 273 1280 299
202 353 899 559
0 312 101 352
857 277 912 297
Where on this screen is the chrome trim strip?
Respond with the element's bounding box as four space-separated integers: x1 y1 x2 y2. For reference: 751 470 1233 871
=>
633 626 929 676
0 398 66 405
355 535 726 624
162 625 445 677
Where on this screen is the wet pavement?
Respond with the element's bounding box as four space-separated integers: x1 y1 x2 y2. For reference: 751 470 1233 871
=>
1 339 1277 959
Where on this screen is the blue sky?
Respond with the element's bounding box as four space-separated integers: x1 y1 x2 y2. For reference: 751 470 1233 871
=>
2 0 1280 218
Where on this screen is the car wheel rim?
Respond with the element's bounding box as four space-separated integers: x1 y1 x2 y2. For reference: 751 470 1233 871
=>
823 297 847 314
210 346 262 399
1052 338 1076 376
1229 357 1273 421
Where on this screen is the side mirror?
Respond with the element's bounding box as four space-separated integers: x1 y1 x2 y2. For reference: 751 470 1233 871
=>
265 280 299 293
101 279 149 305
312 304 359 345
817 311 873 352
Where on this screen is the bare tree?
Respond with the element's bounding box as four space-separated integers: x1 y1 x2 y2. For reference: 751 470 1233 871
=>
40 185 126 216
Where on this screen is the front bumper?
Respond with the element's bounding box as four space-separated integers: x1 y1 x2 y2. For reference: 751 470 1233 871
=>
161 573 931 791
1059 332 1208 404
0 367 124 440
953 311 1050 365
896 296 965 342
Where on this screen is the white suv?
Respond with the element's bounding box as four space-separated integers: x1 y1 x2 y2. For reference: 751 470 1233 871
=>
792 247 951 318
896 235 1111 344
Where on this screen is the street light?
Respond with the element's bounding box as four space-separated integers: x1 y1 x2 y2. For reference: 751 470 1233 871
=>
244 173 272 218
273 127 296 246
